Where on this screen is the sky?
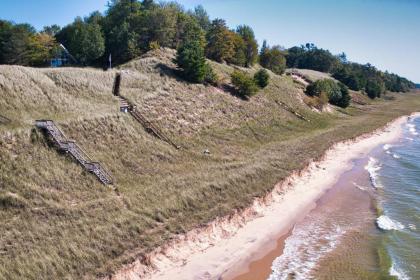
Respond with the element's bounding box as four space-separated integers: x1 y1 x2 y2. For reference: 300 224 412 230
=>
1 0 419 82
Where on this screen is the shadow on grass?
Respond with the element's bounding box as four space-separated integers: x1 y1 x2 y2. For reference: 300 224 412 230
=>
155 63 184 82
220 84 249 101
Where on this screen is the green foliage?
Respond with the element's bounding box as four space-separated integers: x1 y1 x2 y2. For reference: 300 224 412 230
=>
27 33 60 66
0 0 416 95
176 40 206 83
42 24 61 36
286 43 338 73
231 70 259 98
254 69 270 88
190 5 211 31
101 0 142 64
175 14 213 85
259 41 287 75
287 43 414 96
56 18 105 65
0 20 58 66
203 63 219 85
236 25 258 67
205 19 236 63
228 32 247 66
175 12 206 49
306 79 350 108
336 82 351 108
366 79 385 99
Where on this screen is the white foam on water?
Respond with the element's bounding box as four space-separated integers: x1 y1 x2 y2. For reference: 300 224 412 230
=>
365 157 383 188
383 144 394 151
407 124 418 136
393 153 401 159
406 137 414 141
408 224 416 231
268 223 345 280
377 215 405 231
390 262 411 280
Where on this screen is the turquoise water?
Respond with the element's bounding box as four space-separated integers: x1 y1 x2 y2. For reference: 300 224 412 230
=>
372 116 420 279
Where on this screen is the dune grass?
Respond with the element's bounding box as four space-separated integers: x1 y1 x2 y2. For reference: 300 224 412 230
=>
1 49 420 279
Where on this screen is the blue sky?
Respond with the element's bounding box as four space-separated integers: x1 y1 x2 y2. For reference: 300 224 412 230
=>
1 0 419 82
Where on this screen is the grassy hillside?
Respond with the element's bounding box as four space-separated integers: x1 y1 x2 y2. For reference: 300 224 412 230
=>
1 48 419 279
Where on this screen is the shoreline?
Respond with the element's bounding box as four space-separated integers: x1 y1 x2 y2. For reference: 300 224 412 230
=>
108 112 420 280
229 147 380 280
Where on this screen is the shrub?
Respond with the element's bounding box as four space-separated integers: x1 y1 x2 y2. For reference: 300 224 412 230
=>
231 70 259 98
335 83 351 108
304 93 328 110
176 40 206 83
306 79 350 108
203 63 219 86
254 69 270 88
259 42 287 75
366 79 385 99
149 41 160 50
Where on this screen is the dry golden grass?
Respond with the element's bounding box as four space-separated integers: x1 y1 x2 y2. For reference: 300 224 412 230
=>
286 68 335 82
0 65 119 129
1 48 420 279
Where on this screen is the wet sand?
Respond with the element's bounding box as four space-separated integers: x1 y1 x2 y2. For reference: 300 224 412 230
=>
227 147 387 280
228 230 291 280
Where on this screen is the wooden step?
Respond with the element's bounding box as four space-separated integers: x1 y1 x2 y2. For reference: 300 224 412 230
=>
35 120 113 185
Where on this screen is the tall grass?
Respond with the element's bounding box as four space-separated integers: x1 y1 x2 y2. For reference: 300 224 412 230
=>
1 49 420 279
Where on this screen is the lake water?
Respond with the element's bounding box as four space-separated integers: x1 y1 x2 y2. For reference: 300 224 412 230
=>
268 117 420 280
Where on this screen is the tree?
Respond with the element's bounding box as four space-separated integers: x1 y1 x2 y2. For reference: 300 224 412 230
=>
142 0 156 10
206 19 235 63
0 22 36 65
42 24 61 36
176 18 215 85
27 33 59 66
286 44 338 73
176 40 206 83
254 69 270 88
174 12 205 49
102 0 142 63
231 70 259 98
236 25 258 67
190 5 211 31
366 79 385 99
306 79 351 108
228 32 247 66
260 44 287 75
85 11 104 25
336 83 351 108
56 18 105 65
140 3 179 49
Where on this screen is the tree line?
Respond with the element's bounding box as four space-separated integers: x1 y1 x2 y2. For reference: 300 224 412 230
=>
0 0 415 99
287 43 415 98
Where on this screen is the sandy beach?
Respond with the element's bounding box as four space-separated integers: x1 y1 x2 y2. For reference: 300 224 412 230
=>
111 113 419 280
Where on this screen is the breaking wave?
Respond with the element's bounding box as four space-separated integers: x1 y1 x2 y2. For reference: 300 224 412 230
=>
268 223 345 280
393 153 401 159
407 123 418 136
383 144 394 151
365 157 382 188
377 215 405 231
390 262 411 280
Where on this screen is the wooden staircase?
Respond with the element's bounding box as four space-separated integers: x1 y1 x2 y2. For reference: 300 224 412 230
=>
35 120 113 185
113 73 122 97
129 106 180 149
113 73 180 149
